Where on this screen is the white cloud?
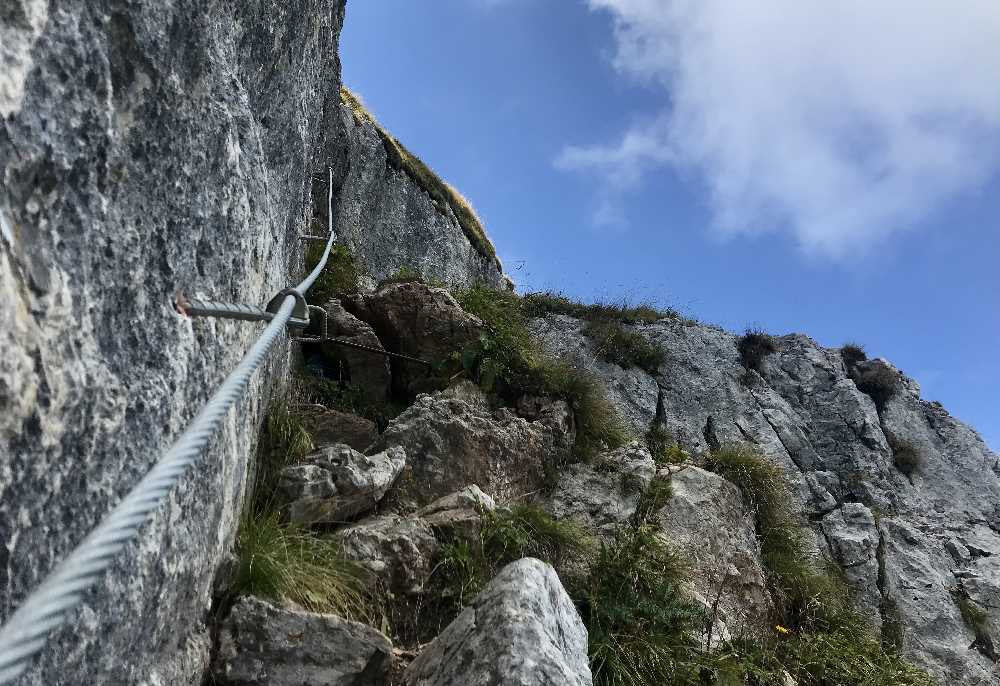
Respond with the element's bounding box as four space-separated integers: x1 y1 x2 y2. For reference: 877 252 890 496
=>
559 0 1000 254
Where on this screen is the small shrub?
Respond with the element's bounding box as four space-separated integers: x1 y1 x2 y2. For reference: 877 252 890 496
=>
737 328 777 374
891 440 923 476
582 318 665 374
633 475 673 525
580 525 705 685
852 363 898 411
840 342 867 369
482 504 593 571
455 286 629 459
646 424 688 465
304 241 360 306
231 510 369 619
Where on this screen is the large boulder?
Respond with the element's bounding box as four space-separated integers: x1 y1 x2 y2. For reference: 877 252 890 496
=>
302 406 378 452
401 558 592 686
213 596 392 686
336 514 439 596
315 300 391 403
277 444 405 525
544 442 656 536
345 281 483 389
370 384 574 508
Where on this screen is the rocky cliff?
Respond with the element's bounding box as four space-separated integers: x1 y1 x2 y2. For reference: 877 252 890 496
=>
0 1 503 683
532 313 1000 683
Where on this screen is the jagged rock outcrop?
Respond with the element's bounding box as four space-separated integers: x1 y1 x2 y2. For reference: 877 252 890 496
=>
371 383 574 508
544 442 772 644
417 484 497 539
277 444 405 525
532 312 1000 683
213 596 392 686
336 514 439 596
326 100 505 290
401 558 593 686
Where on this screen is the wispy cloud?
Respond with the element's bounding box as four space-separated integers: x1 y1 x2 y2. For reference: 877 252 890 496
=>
558 0 1000 255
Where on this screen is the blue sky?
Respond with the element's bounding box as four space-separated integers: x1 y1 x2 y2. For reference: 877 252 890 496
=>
341 1 999 449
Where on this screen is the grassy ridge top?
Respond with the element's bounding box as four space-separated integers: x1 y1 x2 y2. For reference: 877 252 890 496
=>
340 87 499 266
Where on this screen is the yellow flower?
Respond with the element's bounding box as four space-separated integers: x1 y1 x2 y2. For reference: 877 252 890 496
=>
775 625 791 635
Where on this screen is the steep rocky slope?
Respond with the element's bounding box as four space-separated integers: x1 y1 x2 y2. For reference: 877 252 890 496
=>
533 313 1000 683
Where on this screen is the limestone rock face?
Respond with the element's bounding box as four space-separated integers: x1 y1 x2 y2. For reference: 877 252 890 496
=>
371 384 574 507
0 2 349 683
327 105 505 290
316 300 391 402
347 281 483 372
655 465 773 643
418 484 497 539
532 313 1000 683
278 444 405 525
544 442 656 536
336 514 439 596
401 558 592 686
214 596 392 686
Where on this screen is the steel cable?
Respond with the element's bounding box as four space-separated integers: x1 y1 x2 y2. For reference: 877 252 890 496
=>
0 168 336 683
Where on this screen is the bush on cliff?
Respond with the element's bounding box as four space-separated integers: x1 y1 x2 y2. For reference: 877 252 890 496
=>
454 286 629 459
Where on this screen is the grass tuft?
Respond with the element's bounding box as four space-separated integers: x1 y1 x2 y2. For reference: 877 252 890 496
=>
231 510 369 619
646 424 688 465
251 402 314 512
454 286 629 459
737 328 777 375
303 241 360 306
581 525 705 686
582 318 665 375
341 87 497 263
482 504 593 571
522 291 676 324
851 362 899 412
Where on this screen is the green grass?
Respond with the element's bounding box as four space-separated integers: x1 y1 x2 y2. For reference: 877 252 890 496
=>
580 525 706 686
737 328 777 375
582 318 665 375
303 241 360 306
482 504 593 571
341 88 498 264
522 291 676 324
633 475 674 525
251 402 314 512
646 424 688 465
454 286 629 459
230 510 369 620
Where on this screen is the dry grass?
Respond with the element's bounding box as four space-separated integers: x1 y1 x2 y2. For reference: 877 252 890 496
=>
340 87 498 264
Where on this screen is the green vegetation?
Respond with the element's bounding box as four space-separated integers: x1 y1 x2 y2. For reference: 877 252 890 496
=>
454 286 629 459
295 375 405 428
250 402 314 512
341 87 497 263
841 342 868 369
953 590 996 660
737 328 777 375
633 475 674 525
646 423 688 465
852 363 899 412
701 445 937 686
581 525 706 685
303 241 360 306
520 291 671 375
522 291 675 324
230 510 369 619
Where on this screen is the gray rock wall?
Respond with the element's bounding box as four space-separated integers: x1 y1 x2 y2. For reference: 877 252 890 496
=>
326 101 506 290
532 313 1000 684
0 1 349 683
